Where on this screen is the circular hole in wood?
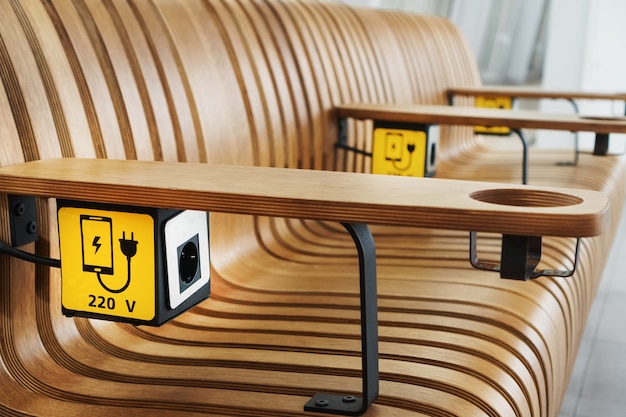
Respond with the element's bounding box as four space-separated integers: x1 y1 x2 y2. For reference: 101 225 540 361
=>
470 188 583 207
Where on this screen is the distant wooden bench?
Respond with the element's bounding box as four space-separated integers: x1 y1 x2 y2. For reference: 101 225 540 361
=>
0 1 624 417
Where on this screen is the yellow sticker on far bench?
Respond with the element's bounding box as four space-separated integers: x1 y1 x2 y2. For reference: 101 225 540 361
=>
372 127 426 177
474 96 513 135
58 207 155 321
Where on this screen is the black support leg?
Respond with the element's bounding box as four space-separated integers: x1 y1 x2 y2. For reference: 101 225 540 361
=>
594 133 610 156
511 128 529 185
304 222 379 416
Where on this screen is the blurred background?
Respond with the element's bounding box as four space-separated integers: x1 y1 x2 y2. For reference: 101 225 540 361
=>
343 0 626 151
341 0 626 88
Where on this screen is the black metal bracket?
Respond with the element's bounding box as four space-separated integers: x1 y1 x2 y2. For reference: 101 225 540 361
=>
591 133 626 157
591 97 626 156
447 94 528 183
555 98 626 159
593 133 610 156
8 195 38 247
510 128 529 185
304 222 379 415
556 98 581 166
469 232 581 280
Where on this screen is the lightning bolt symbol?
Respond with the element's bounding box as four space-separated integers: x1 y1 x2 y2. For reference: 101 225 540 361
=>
92 236 102 253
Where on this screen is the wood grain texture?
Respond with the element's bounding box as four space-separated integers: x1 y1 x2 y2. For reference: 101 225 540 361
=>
0 158 609 237
0 1 624 416
337 103 626 134
448 85 626 101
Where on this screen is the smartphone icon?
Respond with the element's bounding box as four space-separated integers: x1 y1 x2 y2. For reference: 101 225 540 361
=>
80 215 114 275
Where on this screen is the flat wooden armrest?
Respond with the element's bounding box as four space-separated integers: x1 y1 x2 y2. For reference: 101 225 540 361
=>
447 86 626 101
336 103 626 135
0 158 608 237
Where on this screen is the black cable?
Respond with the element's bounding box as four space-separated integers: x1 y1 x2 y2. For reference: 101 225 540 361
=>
392 150 414 171
0 241 61 268
95 257 131 294
95 231 137 293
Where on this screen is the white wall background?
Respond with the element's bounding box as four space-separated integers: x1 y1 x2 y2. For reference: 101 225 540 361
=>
537 0 626 150
341 0 549 85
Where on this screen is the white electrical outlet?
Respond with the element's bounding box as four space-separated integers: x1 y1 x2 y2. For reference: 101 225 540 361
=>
164 210 210 309
425 125 439 177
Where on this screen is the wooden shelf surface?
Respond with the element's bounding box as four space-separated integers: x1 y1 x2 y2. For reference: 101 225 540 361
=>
448 85 626 101
337 103 626 134
0 158 609 237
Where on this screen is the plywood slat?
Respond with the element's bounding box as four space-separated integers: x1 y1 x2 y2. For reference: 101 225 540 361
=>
337 103 626 133
447 85 626 101
0 158 609 237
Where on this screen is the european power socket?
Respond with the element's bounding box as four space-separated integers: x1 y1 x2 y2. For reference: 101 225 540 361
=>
164 210 210 309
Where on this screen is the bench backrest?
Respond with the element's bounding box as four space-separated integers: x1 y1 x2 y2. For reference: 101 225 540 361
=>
0 0 482 278
1 0 481 166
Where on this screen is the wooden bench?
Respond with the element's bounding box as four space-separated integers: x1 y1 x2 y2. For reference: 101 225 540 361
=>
0 1 623 416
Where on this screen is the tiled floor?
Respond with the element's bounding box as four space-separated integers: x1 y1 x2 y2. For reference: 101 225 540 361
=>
558 200 626 416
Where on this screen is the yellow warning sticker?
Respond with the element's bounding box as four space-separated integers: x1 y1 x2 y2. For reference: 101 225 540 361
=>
372 128 426 177
58 207 155 321
474 96 513 135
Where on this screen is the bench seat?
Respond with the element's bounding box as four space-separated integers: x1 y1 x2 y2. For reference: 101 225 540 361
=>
0 1 623 416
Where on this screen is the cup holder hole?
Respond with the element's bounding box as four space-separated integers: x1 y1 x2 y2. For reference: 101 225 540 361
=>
470 188 583 207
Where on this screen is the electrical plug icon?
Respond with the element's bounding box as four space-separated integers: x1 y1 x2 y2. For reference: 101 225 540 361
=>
119 231 138 258
96 231 137 294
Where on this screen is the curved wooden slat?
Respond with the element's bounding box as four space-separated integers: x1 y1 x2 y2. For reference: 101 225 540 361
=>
0 0 624 416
